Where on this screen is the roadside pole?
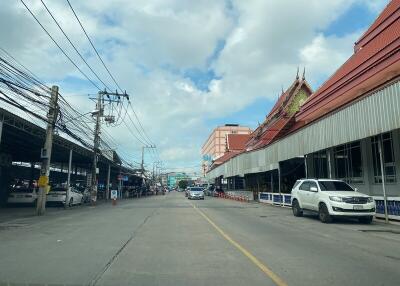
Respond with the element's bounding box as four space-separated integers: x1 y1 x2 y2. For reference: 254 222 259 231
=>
36 85 59 216
141 146 144 175
65 149 73 208
118 166 122 199
106 164 110 200
378 139 389 223
327 150 332 179
304 155 308 178
278 166 282 206
89 90 129 204
91 92 102 205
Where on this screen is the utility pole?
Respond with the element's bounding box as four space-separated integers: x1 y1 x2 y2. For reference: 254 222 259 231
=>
36 85 59 215
378 139 389 223
152 163 155 184
90 90 129 204
65 149 73 208
106 164 111 200
141 144 156 177
141 146 145 175
91 92 102 204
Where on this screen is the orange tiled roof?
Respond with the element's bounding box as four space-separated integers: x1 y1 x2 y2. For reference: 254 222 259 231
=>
226 134 251 151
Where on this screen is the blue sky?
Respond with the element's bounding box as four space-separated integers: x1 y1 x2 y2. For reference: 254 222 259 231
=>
208 2 384 132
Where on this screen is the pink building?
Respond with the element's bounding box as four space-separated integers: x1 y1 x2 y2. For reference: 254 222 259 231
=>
201 124 252 161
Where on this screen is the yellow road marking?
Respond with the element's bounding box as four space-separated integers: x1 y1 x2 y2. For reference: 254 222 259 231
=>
190 202 288 286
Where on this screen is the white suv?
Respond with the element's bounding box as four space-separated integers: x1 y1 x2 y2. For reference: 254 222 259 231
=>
291 179 376 223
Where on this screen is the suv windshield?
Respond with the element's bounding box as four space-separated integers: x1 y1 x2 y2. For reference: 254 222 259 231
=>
318 181 354 191
190 188 203 192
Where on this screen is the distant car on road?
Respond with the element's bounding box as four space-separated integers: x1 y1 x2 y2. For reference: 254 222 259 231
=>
7 186 38 205
187 187 204 200
46 186 84 206
291 179 376 224
205 185 215 196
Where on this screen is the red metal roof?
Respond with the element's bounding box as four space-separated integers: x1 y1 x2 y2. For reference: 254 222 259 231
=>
355 0 400 52
226 134 251 151
297 0 400 124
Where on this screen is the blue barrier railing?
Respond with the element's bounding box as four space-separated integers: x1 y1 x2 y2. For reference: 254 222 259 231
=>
375 200 400 216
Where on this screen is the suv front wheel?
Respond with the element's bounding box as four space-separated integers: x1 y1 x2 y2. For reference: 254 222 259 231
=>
319 203 332 223
292 200 303 217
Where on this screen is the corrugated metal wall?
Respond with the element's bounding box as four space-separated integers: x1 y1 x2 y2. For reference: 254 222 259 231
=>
207 80 400 180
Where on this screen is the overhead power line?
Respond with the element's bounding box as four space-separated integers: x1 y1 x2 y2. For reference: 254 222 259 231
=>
40 0 112 91
66 0 124 93
20 0 101 91
65 0 158 156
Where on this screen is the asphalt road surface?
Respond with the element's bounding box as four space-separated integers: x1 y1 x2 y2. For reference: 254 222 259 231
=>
1 192 400 286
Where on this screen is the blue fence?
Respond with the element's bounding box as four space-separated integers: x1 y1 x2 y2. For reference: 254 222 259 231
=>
375 200 400 216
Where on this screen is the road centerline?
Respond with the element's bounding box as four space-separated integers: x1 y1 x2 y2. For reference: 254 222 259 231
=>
189 202 288 286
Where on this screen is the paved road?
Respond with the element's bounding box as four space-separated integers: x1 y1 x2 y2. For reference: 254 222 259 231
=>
0 192 400 286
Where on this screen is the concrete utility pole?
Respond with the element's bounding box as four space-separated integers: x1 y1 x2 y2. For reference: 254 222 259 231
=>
152 163 155 183
36 85 59 215
65 149 73 208
106 164 111 200
91 92 102 204
141 145 156 176
90 90 129 204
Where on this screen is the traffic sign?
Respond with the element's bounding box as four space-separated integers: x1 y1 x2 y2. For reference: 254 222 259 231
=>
111 189 118 199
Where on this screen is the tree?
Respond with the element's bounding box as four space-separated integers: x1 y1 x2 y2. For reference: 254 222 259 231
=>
178 180 188 189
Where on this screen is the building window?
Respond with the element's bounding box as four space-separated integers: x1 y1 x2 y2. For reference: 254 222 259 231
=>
371 132 396 183
313 151 327 178
334 141 363 183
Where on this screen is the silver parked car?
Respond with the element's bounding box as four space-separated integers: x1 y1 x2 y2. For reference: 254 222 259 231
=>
187 187 205 200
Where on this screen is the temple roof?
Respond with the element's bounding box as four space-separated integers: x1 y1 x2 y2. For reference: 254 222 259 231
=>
245 74 313 151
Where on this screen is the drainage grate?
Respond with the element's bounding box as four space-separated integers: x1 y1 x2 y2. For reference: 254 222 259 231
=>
259 215 267 218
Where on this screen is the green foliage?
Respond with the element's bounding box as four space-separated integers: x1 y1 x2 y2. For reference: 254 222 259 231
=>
178 180 189 189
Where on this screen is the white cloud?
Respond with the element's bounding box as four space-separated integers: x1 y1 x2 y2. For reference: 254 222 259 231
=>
0 0 387 170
